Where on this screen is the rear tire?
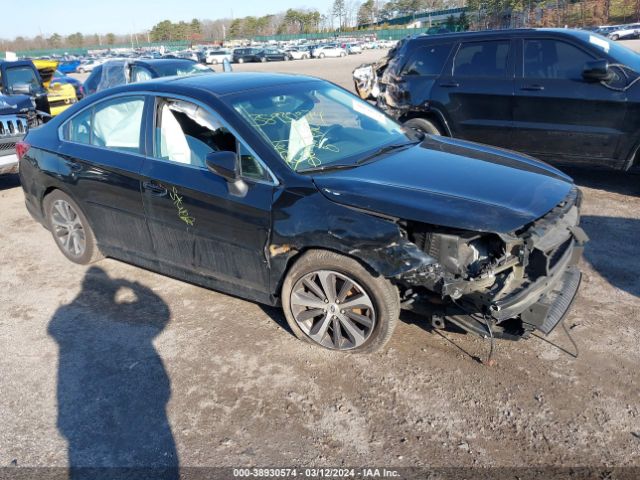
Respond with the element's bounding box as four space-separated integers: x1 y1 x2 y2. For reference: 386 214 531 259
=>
611 34 619 41
44 190 103 265
282 250 400 353
403 117 443 136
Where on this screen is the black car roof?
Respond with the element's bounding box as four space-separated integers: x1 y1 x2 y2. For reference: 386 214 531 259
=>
133 58 197 68
412 27 599 42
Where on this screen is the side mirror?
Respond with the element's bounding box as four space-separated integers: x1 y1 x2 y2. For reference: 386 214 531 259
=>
582 60 613 82
222 58 233 73
206 150 237 179
205 150 247 197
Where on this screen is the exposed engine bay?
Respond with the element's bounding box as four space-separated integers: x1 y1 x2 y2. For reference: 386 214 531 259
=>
393 188 588 340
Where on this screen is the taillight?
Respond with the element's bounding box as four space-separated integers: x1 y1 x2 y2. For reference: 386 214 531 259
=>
16 141 30 160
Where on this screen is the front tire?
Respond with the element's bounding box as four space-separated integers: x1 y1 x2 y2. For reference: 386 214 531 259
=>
403 117 443 136
282 250 400 353
238 58 244 64
44 190 103 265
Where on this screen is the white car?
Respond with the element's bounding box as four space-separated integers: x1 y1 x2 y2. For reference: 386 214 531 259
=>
608 24 640 40
345 43 363 54
205 49 233 64
76 59 104 73
312 45 347 59
286 47 312 60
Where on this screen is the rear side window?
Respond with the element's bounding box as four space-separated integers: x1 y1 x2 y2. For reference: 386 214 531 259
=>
453 41 510 78
402 43 452 76
63 95 145 154
523 39 595 80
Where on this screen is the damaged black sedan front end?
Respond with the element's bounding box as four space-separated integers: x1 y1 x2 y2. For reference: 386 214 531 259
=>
309 134 588 342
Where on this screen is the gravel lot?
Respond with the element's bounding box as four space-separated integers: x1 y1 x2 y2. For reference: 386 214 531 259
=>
1 47 639 475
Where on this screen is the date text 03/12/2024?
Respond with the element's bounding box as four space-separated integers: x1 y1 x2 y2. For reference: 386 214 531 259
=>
233 468 400 478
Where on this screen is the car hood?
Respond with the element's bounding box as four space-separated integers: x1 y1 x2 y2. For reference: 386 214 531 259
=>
0 93 33 114
312 136 574 233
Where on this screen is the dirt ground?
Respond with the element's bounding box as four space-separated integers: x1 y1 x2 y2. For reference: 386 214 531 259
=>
0 48 639 476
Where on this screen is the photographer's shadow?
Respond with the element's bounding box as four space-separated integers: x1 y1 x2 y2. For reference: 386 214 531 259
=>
48 266 178 479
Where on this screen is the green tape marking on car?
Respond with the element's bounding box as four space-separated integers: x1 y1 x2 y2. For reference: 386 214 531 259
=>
169 186 195 226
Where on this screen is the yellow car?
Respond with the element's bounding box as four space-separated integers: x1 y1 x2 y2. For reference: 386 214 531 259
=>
33 60 78 116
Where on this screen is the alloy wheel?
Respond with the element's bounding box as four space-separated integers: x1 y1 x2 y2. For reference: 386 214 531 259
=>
50 199 86 257
290 270 376 350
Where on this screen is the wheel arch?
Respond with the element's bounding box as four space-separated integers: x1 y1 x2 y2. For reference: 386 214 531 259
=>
272 246 385 301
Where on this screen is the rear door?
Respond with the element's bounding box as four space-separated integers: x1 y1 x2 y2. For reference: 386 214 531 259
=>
430 38 515 148
511 36 627 167
58 94 154 258
140 95 276 296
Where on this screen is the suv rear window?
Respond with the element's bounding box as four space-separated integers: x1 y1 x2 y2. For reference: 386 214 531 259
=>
402 43 452 76
453 41 510 78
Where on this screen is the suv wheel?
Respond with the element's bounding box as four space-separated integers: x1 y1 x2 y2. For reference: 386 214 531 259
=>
403 117 443 136
282 250 399 353
611 34 619 41
44 190 103 265
238 58 244 64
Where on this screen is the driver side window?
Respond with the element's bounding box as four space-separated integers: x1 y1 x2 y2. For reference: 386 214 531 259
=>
153 97 273 182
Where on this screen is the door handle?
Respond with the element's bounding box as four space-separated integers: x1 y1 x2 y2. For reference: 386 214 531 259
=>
520 84 545 91
439 82 460 88
143 181 168 197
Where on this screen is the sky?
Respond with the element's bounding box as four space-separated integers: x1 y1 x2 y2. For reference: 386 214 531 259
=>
6 0 335 39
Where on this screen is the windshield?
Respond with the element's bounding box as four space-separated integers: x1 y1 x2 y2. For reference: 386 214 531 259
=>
152 62 212 77
231 84 409 172
5 66 40 91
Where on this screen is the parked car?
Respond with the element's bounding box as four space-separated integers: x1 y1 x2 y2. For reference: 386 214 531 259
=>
286 47 312 60
77 59 104 73
205 49 233 65
232 48 290 63
18 72 587 353
57 60 81 74
83 58 215 96
312 44 347 58
607 23 640 40
353 28 640 172
51 70 84 100
0 59 75 117
0 93 36 174
32 60 78 116
343 43 363 54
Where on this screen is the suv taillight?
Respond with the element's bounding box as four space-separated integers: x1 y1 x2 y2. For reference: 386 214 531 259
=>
16 141 30 160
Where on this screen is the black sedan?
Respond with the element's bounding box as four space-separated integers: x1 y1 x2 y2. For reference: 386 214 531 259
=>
18 73 587 353
232 48 290 63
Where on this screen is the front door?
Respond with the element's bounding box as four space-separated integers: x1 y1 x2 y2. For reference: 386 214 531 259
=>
512 37 627 167
431 39 515 148
140 96 275 297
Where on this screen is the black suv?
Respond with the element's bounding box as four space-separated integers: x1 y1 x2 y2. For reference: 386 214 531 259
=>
354 28 640 172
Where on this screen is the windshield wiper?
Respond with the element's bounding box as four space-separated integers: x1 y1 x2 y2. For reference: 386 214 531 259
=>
355 140 420 165
297 163 358 174
296 140 420 174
